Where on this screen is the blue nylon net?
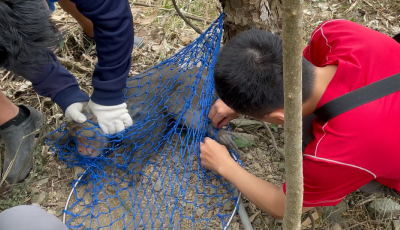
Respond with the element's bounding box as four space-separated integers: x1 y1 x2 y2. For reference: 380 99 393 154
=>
46 13 244 229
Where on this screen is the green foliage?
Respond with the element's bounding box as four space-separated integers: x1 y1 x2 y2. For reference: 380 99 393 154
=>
31 144 48 179
232 136 255 149
0 183 32 211
181 130 195 147
0 144 47 212
268 123 278 132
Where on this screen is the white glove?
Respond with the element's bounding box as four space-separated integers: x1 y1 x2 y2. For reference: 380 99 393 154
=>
65 101 88 123
87 100 133 134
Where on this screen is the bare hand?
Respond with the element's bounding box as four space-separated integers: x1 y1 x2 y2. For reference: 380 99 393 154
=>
208 99 238 129
200 137 235 174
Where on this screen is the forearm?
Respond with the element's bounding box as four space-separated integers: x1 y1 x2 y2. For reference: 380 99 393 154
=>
29 54 89 111
69 0 134 106
219 160 285 219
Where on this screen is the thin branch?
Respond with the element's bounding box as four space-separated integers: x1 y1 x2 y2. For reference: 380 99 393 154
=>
58 57 91 73
307 210 315 230
262 122 285 158
282 0 304 228
131 2 213 24
1 71 11 81
343 221 368 230
171 0 203 34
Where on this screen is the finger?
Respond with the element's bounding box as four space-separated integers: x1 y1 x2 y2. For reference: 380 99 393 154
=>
208 104 218 120
99 123 109 134
114 120 126 134
72 112 87 123
211 113 226 128
218 117 231 129
204 137 212 143
122 114 133 128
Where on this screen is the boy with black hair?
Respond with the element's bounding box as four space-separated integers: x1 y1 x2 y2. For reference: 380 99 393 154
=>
200 19 400 219
0 0 135 184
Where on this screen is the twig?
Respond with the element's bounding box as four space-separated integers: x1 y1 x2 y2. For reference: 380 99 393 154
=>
214 0 223 14
307 210 315 230
215 5 222 14
1 71 10 82
344 0 358 14
262 122 285 158
1 177 50 190
131 2 213 23
58 57 91 73
171 0 203 34
42 203 58 207
343 221 368 230
355 196 375 206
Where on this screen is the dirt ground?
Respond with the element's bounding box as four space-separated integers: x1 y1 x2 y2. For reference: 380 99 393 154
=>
1 0 400 229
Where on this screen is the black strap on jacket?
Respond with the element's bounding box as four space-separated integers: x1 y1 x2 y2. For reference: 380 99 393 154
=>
313 34 400 122
313 73 400 122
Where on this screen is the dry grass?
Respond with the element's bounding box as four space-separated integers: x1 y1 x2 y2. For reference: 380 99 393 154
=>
0 0 399 229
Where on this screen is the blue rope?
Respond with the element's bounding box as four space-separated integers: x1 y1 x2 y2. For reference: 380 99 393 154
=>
46 13 244 230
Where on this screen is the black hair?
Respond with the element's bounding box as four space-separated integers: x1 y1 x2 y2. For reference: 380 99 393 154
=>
0 0 62 79
214 28 316 118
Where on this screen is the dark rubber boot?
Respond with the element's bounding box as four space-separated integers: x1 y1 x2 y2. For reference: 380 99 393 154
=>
134 36 144 48
0 105 43 184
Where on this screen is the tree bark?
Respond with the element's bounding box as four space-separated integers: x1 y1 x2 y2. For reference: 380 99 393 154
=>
282 0 304 229
220 0 304 228
219 0 283 43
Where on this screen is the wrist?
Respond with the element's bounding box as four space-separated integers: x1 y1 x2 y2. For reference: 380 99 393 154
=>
90 88 125 106
217 155 239 176
53 86 89 112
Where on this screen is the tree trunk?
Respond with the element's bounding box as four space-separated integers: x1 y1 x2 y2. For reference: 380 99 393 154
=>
219 0 304 229
219 0 283 43
282 0 304 229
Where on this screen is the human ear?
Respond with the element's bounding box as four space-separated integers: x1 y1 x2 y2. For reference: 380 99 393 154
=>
269 109 285 122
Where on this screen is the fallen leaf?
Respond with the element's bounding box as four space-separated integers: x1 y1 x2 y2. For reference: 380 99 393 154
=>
248 211 260 222
180 34 199 46
136 27 149 38
151 44 164 52
181 37 192 46
269 123 278 132
135 11 157 25
232 136 255 149
82 54 95 64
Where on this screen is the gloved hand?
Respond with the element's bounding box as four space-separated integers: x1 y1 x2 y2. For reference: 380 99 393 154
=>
87 100 133 134
65 101 88 123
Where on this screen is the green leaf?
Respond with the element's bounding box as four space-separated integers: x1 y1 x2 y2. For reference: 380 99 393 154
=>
180 130 194 147
232 136 255 149
269 124 278 132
